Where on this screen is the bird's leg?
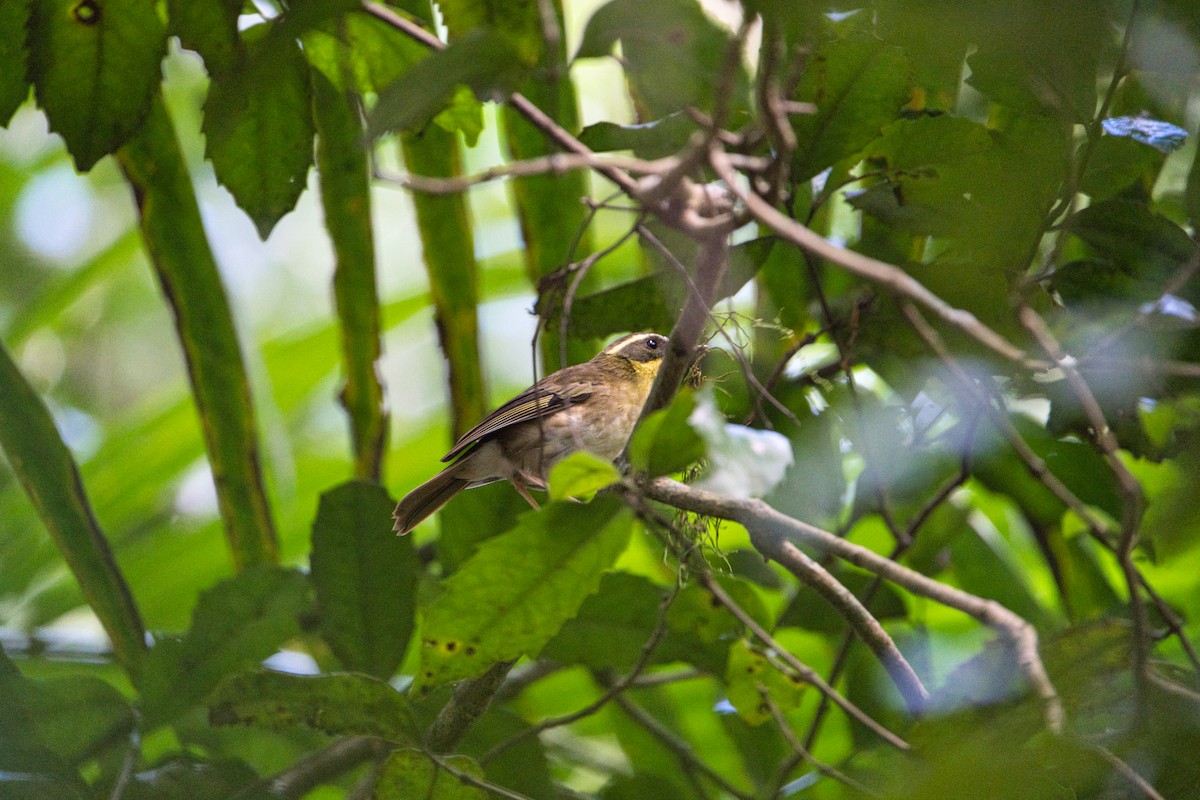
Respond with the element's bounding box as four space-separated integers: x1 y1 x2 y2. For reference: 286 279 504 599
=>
511 474 542 510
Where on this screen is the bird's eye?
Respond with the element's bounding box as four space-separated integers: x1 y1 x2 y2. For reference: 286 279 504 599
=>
646 337 659 349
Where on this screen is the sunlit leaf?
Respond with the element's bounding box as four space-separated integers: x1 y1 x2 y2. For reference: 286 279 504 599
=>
375 749 487 800
548 451 621 501
724 638 805 725
416 498 633 689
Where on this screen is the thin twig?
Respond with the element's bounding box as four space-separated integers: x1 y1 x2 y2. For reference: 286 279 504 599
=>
708 149 1038 367
425 752 534 800
608 688 753 800
481 585 680 764
763 694 882 799
1095 745 1167 800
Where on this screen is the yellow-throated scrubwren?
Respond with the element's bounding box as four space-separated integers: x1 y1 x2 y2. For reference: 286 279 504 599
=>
393 332 668 535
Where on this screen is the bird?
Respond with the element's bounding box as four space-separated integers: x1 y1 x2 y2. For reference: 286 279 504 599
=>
392 332 669 535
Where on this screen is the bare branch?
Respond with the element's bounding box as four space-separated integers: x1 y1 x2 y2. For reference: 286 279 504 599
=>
641 476 1066 732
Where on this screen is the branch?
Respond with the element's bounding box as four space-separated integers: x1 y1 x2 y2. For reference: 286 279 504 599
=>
267 737 390 799
641 476 1066 732
708 149 1036 367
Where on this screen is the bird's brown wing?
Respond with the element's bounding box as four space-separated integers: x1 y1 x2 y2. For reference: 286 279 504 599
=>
441 369 596 463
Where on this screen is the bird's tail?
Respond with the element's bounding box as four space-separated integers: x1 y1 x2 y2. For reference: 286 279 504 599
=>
393 468 469 535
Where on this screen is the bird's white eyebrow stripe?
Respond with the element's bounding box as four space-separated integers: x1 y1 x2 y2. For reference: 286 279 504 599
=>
603 332 657 355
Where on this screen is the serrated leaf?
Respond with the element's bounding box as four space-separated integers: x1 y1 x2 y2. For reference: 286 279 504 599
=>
311 481 417 679
26 0 166 170
548 451 621 501
791 35 912 182
0 0 31 125
209 670 418 741
724 639 805 725
416 498 633 689
139 567 313 724
202 27 314 238
167 0 242 74
375 749 487 800
628 389 703 477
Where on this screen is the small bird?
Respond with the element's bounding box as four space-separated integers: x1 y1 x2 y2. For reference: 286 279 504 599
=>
393 332 669 535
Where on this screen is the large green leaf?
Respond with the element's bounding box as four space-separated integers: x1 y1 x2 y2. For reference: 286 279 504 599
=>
26 0 166 170
416 497 634 689
209 670 418 741
0 0 30 125
303 10 427 95
724 638 805 725
0 340 145 677
117 96 279 570
202 26 314 238
791 35 912 182
310 481 417 679
139 567 312 725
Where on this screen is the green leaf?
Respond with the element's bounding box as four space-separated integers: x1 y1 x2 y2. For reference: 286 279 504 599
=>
541 571 665 669
375 749 487 800
312 74 388 479
438 0 543 63
965 5 1103 122
0 340 146 677
791 35 912 182
1188 132 1200 228
660 576 771 674
303 11 427 95
950 526 1051 630
1066 199 1198 288
575 0 747 119
724 638 805 725
167 0 242 74
578 113 698 160
26 0 166 170
117 97 279 569
310 481 417 679
202 27 314 238
416 497 634 689
627 389 704 477
368 27 525 139
1078 135 1165 201
548 451 621 501
0 667 133 768
126 757 273 800
0 0 30 125
139 567 312 725
209 670 418 741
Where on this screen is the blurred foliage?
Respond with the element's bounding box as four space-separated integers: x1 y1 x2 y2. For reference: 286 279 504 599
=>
1 0 1200 798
